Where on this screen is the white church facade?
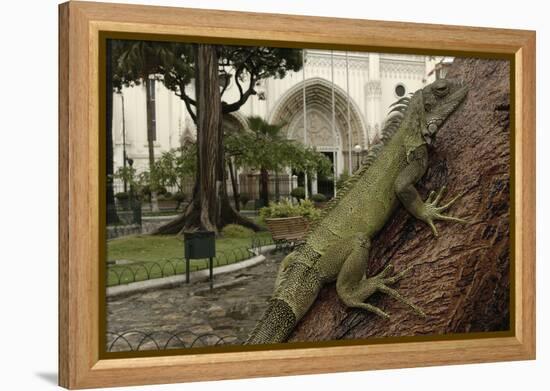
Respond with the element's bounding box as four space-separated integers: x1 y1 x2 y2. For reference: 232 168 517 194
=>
111 50 443 199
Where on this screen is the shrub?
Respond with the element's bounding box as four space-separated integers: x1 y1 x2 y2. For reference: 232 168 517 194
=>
296 199 321 220
173 192 186 202
221 224 254 238
155 186 168 195
290 186 305 201
141 193 151 203
240 194 250 208
140 185 151 197
259 199 320 222
310 193 327 202
157 192 172 201
115 192 129 200
259 199 295 220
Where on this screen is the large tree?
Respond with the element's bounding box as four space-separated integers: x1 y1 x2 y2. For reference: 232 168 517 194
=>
151 43 303 234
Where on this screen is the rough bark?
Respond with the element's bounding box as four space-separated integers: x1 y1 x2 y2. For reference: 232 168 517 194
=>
260 167 269 207
227 158 240 211
289 58 511 342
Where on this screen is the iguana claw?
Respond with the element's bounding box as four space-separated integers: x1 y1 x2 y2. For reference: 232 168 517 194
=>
376 264 426 317
357 264 426 318
422 186 468 237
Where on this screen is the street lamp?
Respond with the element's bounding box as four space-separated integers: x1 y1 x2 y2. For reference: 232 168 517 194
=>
119 92 128 193
126 157 141 226
353 144 362 172
126 157 134 198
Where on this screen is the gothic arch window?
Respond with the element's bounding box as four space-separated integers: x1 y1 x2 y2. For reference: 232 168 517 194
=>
268 77 366 149
394 83 406 98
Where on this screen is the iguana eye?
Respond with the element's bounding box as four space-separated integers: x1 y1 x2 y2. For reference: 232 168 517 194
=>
424 103 432 112
434 84 449 97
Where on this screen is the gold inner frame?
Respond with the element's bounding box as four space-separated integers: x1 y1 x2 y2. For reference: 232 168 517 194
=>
97 31 516 360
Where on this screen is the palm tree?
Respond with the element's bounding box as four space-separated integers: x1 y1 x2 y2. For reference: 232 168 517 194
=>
245 116 287 207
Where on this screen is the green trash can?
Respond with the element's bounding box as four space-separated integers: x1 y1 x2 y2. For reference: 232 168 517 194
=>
183 231 216 289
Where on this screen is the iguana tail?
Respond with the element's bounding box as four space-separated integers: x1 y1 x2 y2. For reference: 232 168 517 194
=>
246 247 324 345
245 298 296 345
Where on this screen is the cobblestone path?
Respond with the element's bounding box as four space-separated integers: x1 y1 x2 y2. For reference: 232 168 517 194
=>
106 251 283 352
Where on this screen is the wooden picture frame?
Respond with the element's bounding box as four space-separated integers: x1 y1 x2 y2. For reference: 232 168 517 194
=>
58 1 536 389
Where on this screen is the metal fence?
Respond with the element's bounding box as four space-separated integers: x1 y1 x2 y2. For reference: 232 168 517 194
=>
106 329 241 352
112 175 298 210
112 179 195 199
238 174 295 202
107 235 274 287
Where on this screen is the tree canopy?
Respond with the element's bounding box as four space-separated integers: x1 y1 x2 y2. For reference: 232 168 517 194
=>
160 43 303 122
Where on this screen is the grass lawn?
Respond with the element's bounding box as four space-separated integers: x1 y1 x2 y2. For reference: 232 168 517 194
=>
106 231 272 286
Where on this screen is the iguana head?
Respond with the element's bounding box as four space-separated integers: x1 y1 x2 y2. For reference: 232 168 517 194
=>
420 79 468 144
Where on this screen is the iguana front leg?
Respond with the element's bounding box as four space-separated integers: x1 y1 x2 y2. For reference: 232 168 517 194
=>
335 233 425 318
395 145 467 237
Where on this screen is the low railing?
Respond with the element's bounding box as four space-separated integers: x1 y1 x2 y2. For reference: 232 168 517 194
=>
106 235 274 287
106 329 241 352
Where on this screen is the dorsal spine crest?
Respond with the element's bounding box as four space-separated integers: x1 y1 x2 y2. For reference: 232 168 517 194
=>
304 95 412 236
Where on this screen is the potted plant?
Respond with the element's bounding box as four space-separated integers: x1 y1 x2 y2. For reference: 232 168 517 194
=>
259 199 319 243
157 191 178 211
115 192 130 210
240 194 250 209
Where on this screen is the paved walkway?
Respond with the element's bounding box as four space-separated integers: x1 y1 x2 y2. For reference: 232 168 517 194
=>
106 251 283 352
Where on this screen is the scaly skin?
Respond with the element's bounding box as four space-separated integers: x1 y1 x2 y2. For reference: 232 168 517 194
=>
246 79 469 345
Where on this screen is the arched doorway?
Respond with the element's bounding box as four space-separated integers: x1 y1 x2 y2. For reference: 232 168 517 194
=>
269 77 366 197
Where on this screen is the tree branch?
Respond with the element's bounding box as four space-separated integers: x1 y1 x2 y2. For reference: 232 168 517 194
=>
220 71 230 97
222 71 257 114
176 83 197 123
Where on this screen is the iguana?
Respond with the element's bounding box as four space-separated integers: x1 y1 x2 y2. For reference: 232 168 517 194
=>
246 78 469 345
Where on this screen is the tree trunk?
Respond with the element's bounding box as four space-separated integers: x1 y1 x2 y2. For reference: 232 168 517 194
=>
106 40 120 225
151 44 259 235
289 58 511 342
228 158 240 211
145 77 159 212
274 171 280 202
260 167 269 207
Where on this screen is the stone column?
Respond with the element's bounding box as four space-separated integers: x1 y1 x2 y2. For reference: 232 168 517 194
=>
365 53 382 146
311 176 318 195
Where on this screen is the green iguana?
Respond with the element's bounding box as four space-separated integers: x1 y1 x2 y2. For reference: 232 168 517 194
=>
246 78 469 345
